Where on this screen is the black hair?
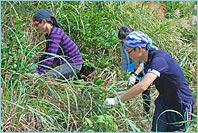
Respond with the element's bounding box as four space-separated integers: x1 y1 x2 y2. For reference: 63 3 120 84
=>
46 16 61 28
118 25 134 40
50 16 61 28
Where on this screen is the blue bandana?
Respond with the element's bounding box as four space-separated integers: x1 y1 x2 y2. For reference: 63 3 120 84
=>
33 9 61 27
124 31 157 51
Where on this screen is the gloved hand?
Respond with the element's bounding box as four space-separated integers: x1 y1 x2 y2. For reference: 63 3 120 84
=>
128 74 136 86
104 97 119 108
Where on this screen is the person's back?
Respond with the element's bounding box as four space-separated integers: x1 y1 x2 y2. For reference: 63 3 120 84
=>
148 50 194 109
47 26 82 66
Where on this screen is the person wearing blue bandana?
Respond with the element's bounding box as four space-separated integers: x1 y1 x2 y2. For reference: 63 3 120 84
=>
104 31 194 132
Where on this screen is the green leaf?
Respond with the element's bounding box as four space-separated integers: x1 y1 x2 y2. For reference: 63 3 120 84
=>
93 77 104 85
85 118 93 127
96 115 105 123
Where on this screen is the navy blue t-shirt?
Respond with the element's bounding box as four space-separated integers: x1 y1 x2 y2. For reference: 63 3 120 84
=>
146 50 193 109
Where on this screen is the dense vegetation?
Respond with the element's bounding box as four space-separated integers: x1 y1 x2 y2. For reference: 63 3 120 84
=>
1 1 197 132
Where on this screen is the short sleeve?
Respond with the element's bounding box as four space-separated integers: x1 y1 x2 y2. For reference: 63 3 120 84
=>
148 56 168 77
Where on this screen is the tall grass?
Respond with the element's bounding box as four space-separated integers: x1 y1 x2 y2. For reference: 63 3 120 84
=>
1 1 197 132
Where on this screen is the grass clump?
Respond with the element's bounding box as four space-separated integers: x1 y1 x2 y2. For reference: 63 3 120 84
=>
1 1 197 132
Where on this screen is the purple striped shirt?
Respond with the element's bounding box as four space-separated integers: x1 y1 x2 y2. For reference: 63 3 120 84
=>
37 26 83 74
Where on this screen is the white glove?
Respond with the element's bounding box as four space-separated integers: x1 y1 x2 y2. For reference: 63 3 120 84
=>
128 74 136 86
103 97 119 108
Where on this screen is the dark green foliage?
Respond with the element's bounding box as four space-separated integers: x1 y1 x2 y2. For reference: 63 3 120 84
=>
162 1 195 19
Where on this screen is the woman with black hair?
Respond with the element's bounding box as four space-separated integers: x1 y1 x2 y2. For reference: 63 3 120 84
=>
32 9 83 80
